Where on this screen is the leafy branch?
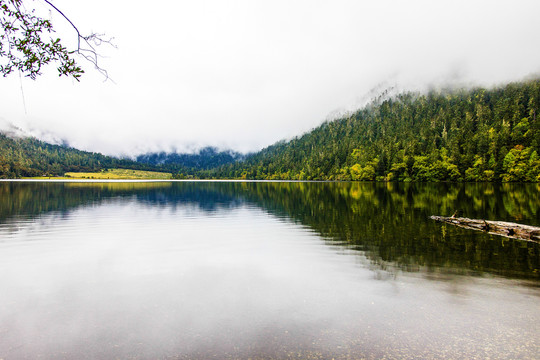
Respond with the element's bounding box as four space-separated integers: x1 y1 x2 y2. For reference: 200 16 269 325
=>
0 0 114 81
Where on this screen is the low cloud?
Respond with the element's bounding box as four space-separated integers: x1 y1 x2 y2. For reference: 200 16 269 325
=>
1 0 539 156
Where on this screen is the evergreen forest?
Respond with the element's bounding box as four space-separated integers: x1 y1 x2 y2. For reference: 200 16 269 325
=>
203 79 540 182
0 135 241 178
0 133 152 178
1 79 539 182
136 147 246 176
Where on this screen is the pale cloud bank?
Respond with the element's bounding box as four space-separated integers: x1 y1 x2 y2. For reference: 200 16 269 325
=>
1 0 539 156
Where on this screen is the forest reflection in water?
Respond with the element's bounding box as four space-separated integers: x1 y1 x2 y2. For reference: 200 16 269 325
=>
0 180 539 359
1 180 538 280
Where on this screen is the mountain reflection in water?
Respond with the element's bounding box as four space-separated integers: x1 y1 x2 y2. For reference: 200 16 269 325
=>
1 181 538 280
0 181 538 359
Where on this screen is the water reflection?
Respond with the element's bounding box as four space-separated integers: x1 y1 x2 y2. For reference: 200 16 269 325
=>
0 181 538 359
1 181 538 280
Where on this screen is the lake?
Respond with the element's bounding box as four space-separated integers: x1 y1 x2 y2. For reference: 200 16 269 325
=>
0 180 538 359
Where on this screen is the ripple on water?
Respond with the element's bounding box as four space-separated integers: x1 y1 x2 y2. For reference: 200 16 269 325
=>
0 186 538 359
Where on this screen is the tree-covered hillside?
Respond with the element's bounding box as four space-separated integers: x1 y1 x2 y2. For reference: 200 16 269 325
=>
204 80 540 182
137 147 246 177
0 133 245 178
0 133 148 178
2 80 540 182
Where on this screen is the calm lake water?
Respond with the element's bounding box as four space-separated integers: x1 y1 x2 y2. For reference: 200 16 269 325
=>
0 181 538 359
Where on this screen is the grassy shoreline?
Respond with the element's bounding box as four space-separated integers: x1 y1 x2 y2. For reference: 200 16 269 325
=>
26 169 173 180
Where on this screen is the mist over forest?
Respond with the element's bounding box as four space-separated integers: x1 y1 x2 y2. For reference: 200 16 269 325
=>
1 79 539 182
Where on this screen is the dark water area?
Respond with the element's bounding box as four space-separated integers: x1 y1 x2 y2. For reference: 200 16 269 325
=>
0 180 538 359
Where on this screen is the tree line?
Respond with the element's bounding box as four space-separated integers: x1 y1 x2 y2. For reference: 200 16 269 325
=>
1 79 539 181
201 79 540 182
0 134 155 178
0 134 243 178
136 147 246 178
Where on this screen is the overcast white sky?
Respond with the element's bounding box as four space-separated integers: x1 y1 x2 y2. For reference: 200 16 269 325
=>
1 0 540 156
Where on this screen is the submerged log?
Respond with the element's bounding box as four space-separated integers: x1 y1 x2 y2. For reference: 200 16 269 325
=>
430 216 540 243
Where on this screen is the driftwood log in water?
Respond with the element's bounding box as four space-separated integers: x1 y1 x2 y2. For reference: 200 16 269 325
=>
430 216 540 243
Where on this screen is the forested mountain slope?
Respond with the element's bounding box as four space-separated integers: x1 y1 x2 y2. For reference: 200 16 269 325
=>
0 133 147 178
0 133 245 178
206 80 540 182
2 80 539 182
136 147 246 175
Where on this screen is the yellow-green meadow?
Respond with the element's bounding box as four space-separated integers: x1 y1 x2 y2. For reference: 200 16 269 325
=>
63 169 172 180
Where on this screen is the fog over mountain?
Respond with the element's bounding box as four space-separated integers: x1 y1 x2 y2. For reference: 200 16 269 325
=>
1 0 539 156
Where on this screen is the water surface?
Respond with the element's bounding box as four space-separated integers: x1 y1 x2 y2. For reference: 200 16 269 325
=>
0 181 538 359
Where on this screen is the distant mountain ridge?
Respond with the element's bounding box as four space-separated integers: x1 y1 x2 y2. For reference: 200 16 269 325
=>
0 132 246 178
136 147 246 172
